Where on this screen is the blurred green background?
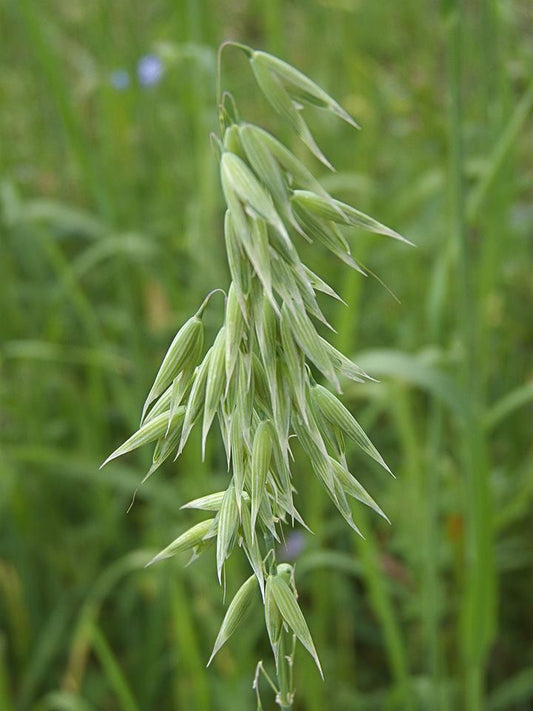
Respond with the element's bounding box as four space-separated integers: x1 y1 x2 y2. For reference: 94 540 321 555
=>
1 0 532 709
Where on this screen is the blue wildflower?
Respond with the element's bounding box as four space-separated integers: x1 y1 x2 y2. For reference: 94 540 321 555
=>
278 531 307 562
137 54 164 87
110 69 130 90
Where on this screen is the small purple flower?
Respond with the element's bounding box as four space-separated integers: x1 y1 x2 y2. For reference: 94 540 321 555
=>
278 531 307 562
110 69 130 90
137 54 164 87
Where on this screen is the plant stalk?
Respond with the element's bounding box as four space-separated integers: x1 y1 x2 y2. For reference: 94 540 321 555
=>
447 4 495 709
276 631 294 710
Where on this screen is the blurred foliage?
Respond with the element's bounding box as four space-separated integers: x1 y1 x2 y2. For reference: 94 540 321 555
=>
1 0 532 709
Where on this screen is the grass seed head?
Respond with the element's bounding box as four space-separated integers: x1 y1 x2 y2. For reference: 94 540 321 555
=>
104 42 410 702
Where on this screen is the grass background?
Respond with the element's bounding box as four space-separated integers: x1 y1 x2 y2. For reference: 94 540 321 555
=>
1 0 532 709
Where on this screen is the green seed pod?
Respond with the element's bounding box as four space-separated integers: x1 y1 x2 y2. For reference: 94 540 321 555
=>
245 125 331 199
178 348 213 456
239 122 291 218
271 252 332 329
255 293 279 421
292 190 412 245
319 337 372 383
252 50 359 130
234 352 254 449
141 407 187 485
303 265 345 302
276 562 293 583
279 305 307 420
328 457 389 522
181 492 226 512
222 182 277 310
221 152 287 239
167 367 195 433
230 412 247 504
208 574 258 665
181 489 250 513
265 575 283 669
145 519 216 567
101 410 179 467
311 383 391 473
224 211 251 320
251 353 270 411
271 253 304 306
250 53 333 170
202 326 227 458
268 572 323 677
210 130 224 163
223 123 246 158
239 499 265 597
292 197 363 272
250 420 273 534
216 485 238 582
282 300 339 390
220 91 241 129
292 411 335 493
142 315 204 421
250 216 275 312
225 283 245 383
143 383 173 424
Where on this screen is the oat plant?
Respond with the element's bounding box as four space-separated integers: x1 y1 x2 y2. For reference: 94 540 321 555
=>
102 42 411 709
